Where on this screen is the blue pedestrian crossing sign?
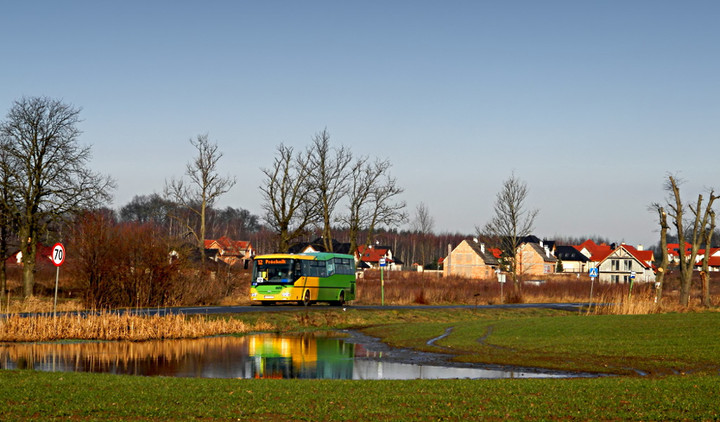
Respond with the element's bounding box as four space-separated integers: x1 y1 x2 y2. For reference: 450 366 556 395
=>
588 268 599 278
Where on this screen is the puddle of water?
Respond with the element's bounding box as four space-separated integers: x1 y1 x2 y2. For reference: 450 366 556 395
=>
0 333 583 380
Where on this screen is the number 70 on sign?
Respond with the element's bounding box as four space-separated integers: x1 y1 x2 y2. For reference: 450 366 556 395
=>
51 243 65 267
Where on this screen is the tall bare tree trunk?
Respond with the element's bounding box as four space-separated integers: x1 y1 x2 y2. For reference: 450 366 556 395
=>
701 210 715 307
655 206 669 304
20 229 37 298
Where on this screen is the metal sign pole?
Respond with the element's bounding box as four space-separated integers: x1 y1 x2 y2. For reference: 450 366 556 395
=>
381 266 384 306
500 280 503 304
53 266 59 318
50 243 65 318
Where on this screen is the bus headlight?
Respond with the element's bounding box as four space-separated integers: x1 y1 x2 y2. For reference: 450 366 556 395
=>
251 292 257 297
281 291 291 297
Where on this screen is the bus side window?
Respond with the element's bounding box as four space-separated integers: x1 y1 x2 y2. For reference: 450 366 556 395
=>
327 260 335 276
315 261 327 277
294 261 302 280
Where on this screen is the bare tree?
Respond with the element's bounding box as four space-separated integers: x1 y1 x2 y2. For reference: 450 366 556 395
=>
341 156 373 254
307 129 352 252
165 134 236 263
479 172 538 287
0 96 115 297
412 202 435 266
650 205 670 304
0 138 16 296
364 165 406 248
259 144 315 252
340 157 406 254
700 209 716 307
663 175 718 307
206 206 260 240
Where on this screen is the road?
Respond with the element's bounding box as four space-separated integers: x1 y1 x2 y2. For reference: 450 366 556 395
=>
114 302 587 316
5 302 589 319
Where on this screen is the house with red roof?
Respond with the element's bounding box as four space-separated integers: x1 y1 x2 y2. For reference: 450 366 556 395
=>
5 244 54 267
356 244 402 270
667 242 693 264
204 236 255 267
692 248 720 271
574 239 613 267
595 244 655 283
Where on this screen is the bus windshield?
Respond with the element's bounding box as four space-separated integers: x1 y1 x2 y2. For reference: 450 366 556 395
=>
253 258 300 284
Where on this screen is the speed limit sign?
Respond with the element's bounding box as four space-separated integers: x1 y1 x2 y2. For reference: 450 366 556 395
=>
51 243 65 267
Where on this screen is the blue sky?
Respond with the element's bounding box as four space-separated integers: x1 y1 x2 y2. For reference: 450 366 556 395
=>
2 1 719 247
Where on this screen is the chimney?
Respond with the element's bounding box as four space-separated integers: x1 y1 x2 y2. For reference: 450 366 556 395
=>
637 244 644 251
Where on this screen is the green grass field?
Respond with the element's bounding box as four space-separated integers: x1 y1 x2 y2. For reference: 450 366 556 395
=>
2 308 719 421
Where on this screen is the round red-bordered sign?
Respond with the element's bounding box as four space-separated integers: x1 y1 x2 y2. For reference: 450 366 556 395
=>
51 243 65 267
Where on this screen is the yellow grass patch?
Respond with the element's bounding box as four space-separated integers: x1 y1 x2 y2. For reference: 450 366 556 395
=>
0 312 274 342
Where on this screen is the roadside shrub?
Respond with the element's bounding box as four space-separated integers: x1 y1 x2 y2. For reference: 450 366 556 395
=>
67 211 190 308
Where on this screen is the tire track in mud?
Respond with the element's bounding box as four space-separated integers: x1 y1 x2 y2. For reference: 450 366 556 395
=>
477 325 516 351
425 325 515 352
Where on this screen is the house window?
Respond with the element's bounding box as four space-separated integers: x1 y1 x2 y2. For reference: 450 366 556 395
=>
624 260 632 271
612 275 619 283
612 260 620 271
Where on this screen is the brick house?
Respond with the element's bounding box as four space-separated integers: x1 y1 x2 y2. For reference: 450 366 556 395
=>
204 236 255 267
444 239 500 279
516 242 557 277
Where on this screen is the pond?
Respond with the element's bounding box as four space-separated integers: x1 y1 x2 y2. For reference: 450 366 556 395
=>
0 332 590 380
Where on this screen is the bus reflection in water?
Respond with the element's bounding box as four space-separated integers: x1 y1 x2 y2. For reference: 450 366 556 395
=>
248 334 355 379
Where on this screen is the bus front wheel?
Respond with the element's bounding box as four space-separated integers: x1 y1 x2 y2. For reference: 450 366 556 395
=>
302 290 312 307
332 291 345 307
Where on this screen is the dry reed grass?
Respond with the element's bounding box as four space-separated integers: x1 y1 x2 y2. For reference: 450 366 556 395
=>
356 271 720 315
592 288 720 315
355 271 616 305
591 289 662 315
0 312 275 342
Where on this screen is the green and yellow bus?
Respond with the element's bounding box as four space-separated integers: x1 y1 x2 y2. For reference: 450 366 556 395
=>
251 252 356 306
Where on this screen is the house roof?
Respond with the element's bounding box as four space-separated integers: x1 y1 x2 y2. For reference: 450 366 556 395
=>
523 242 558 263
575 239 614 262
6 244 54 265
357 245 396 263
596 244 652 269
554 245 590 262
205 236 253 256
460 240 499 265
623 244 654 264
697 256 720 267
289 238 352 254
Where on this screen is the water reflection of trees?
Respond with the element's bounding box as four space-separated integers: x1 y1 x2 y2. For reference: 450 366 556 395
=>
0 336 251 374
0 333 356 379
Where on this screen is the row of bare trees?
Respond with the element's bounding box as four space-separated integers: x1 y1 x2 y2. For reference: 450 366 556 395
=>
260 129 406 253
652 175 718 307
118 194 261 245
